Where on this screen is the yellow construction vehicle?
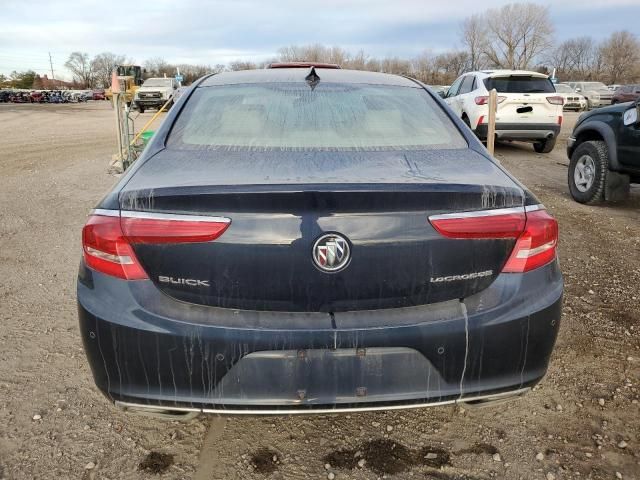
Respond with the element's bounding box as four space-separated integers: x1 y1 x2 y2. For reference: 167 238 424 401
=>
105 65 144 105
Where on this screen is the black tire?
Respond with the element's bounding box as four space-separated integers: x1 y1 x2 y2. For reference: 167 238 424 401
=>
568 140 608 204
533 136 557 154
137 104 145 113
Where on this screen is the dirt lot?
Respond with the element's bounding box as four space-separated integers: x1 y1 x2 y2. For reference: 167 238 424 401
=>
0 103 638 480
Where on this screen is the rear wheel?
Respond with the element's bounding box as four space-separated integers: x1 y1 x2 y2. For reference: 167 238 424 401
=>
568 140 608 204
533 137 557 154
137 104 145 113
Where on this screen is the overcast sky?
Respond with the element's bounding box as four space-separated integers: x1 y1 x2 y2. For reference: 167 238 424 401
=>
1 0 638 79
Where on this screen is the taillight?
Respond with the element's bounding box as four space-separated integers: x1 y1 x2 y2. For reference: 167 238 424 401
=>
474 96 507 105
558 115 563 126
82 214 148 280
502 209 558 273
546 96 564 105
429 208 526 239
429 206 558 273
120 212 230 244
82 211 231 280
476 115 485 128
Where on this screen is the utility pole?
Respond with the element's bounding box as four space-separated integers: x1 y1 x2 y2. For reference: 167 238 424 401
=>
48 52 55 79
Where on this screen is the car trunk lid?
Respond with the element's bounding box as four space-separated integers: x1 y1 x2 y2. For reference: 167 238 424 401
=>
119 148 525 312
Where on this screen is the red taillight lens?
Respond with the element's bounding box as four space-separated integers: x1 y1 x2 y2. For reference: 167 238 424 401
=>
474 96 507 105
82 215 148 280
546 96 564 105
502 209 558 273
82 212 231 280
429 209 526 239
429 207 559 273
476 115 485 127
120 215 230 244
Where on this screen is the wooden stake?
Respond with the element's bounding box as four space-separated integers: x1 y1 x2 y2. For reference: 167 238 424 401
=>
487 88 497 156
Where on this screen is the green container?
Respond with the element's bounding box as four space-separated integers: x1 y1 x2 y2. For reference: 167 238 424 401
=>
140 130 155 146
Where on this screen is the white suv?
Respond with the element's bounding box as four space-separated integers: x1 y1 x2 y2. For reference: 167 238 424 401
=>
444 70 564 153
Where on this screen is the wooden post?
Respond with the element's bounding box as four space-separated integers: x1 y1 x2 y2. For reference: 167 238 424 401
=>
113 93 124 171
487 88 497 156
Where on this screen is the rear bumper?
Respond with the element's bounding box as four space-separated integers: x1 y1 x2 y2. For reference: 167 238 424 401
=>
587 99 612 108
135 99 165 107
563 101 585 110
77 261 563 413
475 123 561 141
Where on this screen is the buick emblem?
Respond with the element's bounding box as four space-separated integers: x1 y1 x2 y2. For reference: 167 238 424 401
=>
312 233 351 272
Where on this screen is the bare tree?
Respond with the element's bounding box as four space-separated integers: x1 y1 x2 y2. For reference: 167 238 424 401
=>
411 52 434 83
346 50 369 70
433 51 471 84
461 14 487 70
482 3 553 69
144 57 174 78
91 52 127 88
380 57 412 76
65 52 94 88
599 31 640 84
228 61 257 71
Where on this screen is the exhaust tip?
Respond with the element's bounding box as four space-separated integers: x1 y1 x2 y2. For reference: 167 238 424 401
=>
460 387 531 408
115 401 200 421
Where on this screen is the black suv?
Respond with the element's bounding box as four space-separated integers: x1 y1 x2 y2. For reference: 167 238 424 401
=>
567 100 640 203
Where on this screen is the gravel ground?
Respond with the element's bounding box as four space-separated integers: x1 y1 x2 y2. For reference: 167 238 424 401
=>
0 103 638 480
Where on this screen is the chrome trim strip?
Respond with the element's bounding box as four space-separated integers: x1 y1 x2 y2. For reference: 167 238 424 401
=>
429 206 524 221
524 204 545 213
114 387 531 416
120 210 231 223
91 208 120 217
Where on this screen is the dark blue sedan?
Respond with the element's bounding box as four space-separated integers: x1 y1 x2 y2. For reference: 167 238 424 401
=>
78 67 563 417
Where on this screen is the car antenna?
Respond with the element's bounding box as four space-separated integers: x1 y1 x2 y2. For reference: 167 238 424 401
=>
305 66 320 90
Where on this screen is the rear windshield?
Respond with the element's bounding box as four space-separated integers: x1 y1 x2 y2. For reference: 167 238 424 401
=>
168 83 466 151
144 79 173 87
483 76 555 94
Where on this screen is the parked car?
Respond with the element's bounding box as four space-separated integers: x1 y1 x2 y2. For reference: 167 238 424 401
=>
554 84 587 111
0 90 13 102
567 99 640 203
92 89 106 101
78 67 563 417
444 69 563 153
611 84 640 104
565 82 613 109
608 84 622 91
134 77 177 113
29 91 45 103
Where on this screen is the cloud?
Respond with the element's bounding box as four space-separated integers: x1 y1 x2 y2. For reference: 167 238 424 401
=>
1 0 638 78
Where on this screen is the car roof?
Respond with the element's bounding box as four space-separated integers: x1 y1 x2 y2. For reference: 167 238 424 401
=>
267 62 341 69
199 68 420 88
472 69 549 79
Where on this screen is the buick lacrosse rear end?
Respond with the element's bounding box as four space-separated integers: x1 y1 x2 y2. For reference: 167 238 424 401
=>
78 68 563 416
